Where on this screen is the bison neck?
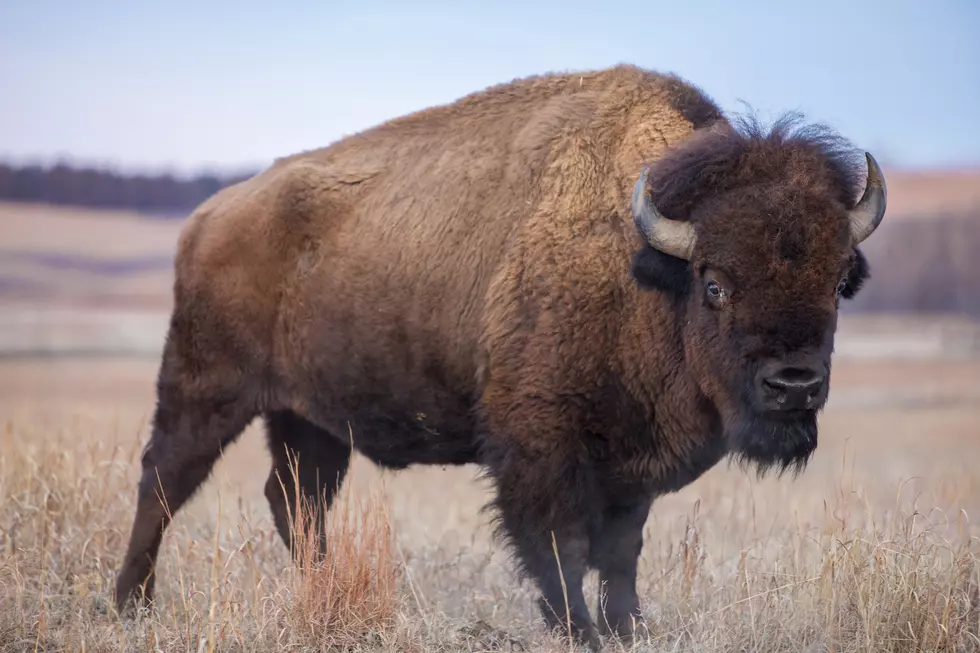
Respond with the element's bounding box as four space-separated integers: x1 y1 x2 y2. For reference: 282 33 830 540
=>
594 368 728 498
603 296 730 496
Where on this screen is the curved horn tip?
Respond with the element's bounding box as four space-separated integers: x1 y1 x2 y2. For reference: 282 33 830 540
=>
862 151 887 212
864 152 886 192
847 151 888 245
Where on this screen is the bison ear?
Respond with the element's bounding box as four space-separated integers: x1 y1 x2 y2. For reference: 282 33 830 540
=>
631 245 692 299
840 248 870 299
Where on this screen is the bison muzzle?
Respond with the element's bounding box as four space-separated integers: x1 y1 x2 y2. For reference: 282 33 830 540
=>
113 64 887 651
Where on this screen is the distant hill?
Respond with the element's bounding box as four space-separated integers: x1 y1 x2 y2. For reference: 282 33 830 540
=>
838 166 979 317
875 167 980 220
1 161 977 317
0 161 257 215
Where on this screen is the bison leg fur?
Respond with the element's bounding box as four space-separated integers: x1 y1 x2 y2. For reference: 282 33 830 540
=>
263 410 352 557
591 494 654 640
484 446 603 651
114 346 256 615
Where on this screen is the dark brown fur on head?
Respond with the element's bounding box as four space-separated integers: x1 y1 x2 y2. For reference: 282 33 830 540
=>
631 112 872 476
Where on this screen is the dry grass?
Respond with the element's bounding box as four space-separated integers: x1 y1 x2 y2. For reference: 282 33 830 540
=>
276 449 400 649
0 424 403 653
1 356 979 652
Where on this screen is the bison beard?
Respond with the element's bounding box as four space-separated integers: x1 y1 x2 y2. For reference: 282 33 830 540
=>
723 359 825 477
725 409 819 477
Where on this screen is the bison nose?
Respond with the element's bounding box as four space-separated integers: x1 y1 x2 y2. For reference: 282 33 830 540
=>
757 364 827 411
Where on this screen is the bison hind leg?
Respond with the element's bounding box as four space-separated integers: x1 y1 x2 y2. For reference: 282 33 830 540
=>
263 410 352 557
114 335 259 615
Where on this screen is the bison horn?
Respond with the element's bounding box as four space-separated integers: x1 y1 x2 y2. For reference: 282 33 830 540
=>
631 167 696 260
847 152 887 245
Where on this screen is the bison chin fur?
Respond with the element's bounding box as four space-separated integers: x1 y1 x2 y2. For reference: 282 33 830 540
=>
725 410 819 478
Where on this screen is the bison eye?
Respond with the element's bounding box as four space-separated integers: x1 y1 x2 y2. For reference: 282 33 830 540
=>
836 277 848 295
702 268 733 307
705 280 728 306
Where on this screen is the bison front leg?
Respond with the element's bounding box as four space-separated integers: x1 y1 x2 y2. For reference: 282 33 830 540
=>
483 444 603 651
591 494 654 641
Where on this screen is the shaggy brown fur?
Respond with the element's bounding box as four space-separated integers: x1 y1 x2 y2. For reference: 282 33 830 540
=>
113 64 881 651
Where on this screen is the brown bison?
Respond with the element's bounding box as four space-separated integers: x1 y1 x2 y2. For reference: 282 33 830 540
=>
114 64 886 649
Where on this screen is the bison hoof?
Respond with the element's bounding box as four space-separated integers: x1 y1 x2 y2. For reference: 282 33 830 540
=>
114 593 148 619
581 625 603 652
114 591 151 619
598 612 649 643
113 576 155 618
539 599 603 651
558 623 602 652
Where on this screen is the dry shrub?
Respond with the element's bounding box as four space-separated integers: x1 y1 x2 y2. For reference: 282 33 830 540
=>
272 450 400 649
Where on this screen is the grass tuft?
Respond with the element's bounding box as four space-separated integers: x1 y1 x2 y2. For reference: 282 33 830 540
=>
275 449 400 650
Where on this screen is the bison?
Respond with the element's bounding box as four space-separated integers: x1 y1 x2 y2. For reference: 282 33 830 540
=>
114 64 886 650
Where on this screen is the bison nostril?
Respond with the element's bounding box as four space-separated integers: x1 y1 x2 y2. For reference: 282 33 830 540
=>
762 377 789 403
759 366 826 409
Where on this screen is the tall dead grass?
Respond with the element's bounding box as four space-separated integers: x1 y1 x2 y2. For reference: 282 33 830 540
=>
0 422 401 652
631 492 980 651
272 449 399 649
0 417 978 652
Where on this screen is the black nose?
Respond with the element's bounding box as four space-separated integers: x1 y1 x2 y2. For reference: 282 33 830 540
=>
757 364 827 411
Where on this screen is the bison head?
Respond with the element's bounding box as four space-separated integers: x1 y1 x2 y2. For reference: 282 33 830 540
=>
629 116 885 475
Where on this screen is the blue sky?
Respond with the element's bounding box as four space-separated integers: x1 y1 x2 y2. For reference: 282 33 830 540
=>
1 0 978 174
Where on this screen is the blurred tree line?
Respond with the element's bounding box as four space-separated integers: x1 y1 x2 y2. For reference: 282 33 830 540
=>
847 212 980 317
0 161 256 214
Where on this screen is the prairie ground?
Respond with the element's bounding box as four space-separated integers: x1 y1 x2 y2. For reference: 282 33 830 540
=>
1 333 979 652
1 201 979 651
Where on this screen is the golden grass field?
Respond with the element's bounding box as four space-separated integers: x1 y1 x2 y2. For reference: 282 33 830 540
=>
1 201 980 651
